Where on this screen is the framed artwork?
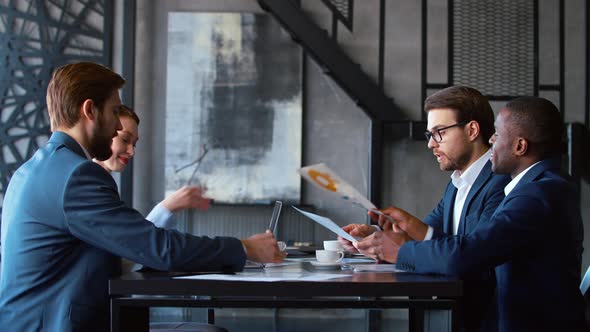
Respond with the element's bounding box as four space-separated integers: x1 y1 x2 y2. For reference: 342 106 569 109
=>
165 12 302 204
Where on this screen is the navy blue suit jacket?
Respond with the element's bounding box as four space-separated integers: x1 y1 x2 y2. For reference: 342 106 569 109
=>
397 158 586 331
424 160 510 240
0 132 247 332
423 160 510 330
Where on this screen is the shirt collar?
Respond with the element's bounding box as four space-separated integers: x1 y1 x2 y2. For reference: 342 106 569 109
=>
77 141 92 160
504 161 542 196
451 149 491 189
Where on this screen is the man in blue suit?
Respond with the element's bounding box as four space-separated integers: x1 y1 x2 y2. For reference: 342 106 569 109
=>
357 97 586 331
341 86 511 331
0 62 285 332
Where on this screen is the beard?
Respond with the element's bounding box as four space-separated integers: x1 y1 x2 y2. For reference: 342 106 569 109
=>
91 133 114 161
90 117 114 161
439 151 471 172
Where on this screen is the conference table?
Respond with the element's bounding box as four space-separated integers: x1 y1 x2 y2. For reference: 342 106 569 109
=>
109 258 462 332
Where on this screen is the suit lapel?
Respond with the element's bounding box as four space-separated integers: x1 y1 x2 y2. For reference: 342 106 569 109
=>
457 161 493 235
443 184 457 235
508 158 560 196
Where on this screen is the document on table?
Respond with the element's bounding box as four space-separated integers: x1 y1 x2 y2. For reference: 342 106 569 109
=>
352 264 407 273
292 206 358 243
174 273 346 282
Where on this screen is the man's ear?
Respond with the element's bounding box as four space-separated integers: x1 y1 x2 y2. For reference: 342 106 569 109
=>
513 137 529 156
467 120 480 142
81 99 96 121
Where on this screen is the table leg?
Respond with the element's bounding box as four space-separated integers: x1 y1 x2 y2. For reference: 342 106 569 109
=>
110 299 149 332
207 308 215 324
366 309 381 332
409 307 425 332
450 301 459 332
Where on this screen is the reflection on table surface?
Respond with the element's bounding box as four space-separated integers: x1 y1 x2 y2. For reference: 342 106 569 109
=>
112 257 462 299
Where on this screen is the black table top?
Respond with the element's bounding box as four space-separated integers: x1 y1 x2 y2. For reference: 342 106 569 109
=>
109 260 462 298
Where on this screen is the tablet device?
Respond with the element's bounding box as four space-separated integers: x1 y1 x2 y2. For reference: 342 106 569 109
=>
268 201 282 235
244 201 283 269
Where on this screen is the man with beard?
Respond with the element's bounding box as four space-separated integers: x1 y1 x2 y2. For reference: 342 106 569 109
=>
356 97 585 331
0 62 285 332
340 86 511 331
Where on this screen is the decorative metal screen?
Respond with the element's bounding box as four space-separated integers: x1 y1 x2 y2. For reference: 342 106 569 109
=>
452 0 535 96
0 0 113 206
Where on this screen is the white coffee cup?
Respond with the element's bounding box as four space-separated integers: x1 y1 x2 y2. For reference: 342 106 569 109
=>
323 240 344 252
316 249 344 263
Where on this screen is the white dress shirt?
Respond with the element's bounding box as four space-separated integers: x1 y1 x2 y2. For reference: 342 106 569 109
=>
424 149 492 239
146 202 175 229
504 161 541 196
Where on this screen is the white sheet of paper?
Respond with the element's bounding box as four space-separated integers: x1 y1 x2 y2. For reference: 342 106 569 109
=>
292 206 357 243
174 273 345 282
298 163 376 211
352 264 406 273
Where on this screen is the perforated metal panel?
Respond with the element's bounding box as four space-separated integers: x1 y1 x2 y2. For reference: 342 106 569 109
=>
0 0 113 205
452 0 535 96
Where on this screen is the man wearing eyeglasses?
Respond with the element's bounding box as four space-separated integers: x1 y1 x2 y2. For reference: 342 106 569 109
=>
354 97 585 332
340 86 510 331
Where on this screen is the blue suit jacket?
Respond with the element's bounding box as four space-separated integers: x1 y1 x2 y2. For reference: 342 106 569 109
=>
423 160 510 330
0 132 246 332
397 158 586 331
424 160 510 240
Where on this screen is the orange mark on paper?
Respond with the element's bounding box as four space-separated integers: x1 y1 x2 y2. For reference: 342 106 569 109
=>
308 169 338 192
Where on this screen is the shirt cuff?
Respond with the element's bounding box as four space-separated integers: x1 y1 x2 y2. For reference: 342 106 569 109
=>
146 202 176 229
423 226 434 241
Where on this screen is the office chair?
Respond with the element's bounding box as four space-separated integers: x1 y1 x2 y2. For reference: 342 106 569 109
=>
150 322 229 332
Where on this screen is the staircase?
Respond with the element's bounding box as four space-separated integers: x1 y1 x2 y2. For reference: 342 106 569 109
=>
258 0 406 123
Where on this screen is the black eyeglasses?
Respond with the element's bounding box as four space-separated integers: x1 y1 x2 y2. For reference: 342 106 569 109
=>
424 121 468 143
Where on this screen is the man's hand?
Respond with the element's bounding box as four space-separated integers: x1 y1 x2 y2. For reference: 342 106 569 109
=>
338 224 378 252
353 230 411 263
161 185 211 212
241 231 286 263
375 206 429 241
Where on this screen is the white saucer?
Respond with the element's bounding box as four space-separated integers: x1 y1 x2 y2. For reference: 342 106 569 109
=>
309 261 342 269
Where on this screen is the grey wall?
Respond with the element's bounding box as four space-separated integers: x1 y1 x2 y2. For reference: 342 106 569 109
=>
133 0 589 272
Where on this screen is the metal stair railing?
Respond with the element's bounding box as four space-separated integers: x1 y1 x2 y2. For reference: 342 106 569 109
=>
258 0 406 123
